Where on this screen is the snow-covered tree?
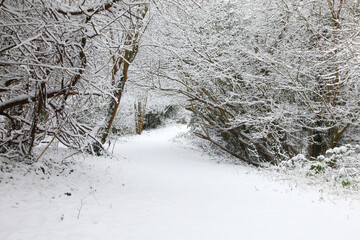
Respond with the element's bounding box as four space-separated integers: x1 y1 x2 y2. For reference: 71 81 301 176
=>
0 0 150 160
143 0 360 165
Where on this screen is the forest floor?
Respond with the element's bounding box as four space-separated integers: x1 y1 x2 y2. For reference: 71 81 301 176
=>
1 124 360 240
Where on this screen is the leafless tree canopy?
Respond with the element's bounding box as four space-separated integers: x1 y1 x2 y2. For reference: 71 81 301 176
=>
139 0 360 165
0 0 149 160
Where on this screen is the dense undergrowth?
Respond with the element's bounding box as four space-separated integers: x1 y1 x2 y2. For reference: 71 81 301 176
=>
275 145 360 193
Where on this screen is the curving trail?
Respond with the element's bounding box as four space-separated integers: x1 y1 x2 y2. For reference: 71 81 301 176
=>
1 125 360 240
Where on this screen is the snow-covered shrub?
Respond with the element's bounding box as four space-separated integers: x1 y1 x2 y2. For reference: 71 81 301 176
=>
278 145 360 190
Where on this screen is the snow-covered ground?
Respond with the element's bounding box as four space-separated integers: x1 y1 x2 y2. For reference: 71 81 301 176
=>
1 124 360 240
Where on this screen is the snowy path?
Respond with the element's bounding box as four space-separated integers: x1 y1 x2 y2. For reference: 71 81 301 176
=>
1 125 360 240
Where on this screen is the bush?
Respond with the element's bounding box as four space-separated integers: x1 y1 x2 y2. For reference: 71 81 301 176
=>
278 145 360 190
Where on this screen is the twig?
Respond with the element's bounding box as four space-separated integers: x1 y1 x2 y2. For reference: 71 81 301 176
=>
77 199 84 219
111 138 119 154
35 86 90 163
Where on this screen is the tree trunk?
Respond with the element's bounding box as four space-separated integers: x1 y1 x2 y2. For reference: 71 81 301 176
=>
100 50 130 144
98 5 148 145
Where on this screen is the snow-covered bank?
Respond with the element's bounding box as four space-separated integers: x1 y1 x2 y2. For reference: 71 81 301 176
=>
1 125 360 240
